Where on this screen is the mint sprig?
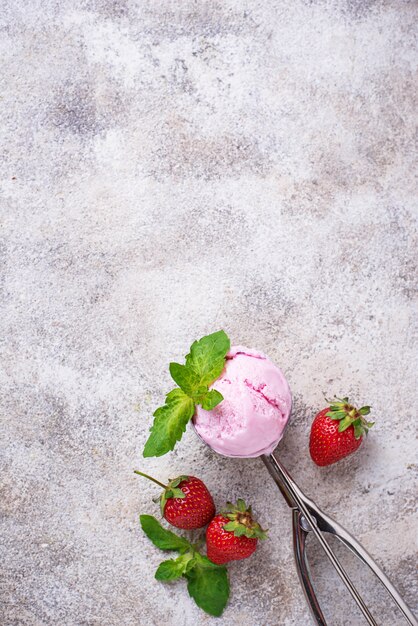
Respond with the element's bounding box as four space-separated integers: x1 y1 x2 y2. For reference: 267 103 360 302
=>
140 515 230 617
143 330 230 457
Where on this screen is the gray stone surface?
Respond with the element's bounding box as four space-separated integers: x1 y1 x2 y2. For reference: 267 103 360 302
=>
1 1 417 625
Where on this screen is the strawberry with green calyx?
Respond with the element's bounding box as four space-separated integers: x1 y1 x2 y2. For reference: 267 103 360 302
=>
143 330 230 458
309 396 375 467
140 514 229 617
206 499 268 565
134 471 215 529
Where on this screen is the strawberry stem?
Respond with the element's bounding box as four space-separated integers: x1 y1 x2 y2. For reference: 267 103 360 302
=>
133 470 168 489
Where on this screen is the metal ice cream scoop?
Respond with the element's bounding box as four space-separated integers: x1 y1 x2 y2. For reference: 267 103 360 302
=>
262 451 417 626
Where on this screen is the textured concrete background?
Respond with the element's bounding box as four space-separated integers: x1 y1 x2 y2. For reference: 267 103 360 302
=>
1 1 417 625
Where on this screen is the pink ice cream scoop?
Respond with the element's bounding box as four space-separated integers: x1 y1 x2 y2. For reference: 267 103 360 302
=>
193 346 291 457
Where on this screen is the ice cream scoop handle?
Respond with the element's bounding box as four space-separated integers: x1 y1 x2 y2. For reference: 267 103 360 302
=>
306 497 418 626
263 453 418 626
263 453 377 626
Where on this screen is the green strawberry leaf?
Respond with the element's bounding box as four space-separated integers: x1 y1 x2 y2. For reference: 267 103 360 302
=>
236 499 247 513
140 515 191 553
160 475 189 514
246 526 267 540
223 521 246 536
161 487 186 515
155 553 196 581
353 420 364 439
185 554 229 617
324 397 375 441
143 389 195 458
168 475 188 488
327 410 347 420
338 416 353 432
221 501 268 540
185 330 230 386
169 488 186 499
199 389 223 410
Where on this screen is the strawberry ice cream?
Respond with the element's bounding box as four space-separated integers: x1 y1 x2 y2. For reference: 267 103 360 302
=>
193 346 291 457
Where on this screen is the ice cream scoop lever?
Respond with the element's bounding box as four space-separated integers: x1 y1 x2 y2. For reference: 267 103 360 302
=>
263 452 417 626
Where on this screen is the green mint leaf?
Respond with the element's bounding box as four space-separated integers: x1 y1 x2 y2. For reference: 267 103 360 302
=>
155 553 196 581
185 330 230 387
144 331 230 458
199 389 224 410
169 363 200 396
140 515 191 553
185 554 229 617
143 389 195 458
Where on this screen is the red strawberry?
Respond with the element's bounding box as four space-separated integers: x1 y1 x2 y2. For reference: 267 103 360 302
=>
134 470 215 529
309 397 374 466
206 500 267 565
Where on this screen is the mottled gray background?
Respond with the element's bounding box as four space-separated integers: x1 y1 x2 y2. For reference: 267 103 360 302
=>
1 1 417 625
